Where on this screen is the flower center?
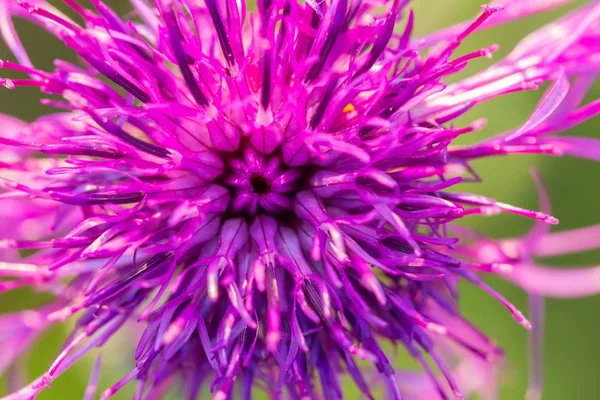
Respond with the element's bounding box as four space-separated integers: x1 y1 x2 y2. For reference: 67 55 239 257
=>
250 175 271 194
223 151 302 216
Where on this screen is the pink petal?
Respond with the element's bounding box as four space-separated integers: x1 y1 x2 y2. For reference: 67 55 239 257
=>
505 264 600 298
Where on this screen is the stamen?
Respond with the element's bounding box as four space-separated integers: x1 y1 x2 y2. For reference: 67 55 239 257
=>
304 0 347 84
205 0 237 67
162 6 210 107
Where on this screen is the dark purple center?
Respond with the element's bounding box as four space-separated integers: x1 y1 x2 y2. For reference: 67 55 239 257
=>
250 174 271 194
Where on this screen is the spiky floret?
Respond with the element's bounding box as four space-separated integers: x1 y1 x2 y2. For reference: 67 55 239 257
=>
0 0 599 399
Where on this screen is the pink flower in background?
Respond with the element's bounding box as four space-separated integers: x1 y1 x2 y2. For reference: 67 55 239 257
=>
0 0 598 399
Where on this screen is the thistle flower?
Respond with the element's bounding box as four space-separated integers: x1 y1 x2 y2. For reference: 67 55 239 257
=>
0 0 599 399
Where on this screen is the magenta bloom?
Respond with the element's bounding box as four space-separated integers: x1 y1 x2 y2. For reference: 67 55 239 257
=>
1 0 599 399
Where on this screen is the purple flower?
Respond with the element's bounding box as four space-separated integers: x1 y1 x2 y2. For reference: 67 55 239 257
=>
0 0 599 399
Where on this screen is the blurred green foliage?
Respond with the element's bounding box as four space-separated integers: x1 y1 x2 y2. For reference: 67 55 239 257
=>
1 0 599 399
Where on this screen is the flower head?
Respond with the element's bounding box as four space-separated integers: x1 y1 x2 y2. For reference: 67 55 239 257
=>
1 0 599 399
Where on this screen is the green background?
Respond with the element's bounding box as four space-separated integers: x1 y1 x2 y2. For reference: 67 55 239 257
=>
1 0 598 399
